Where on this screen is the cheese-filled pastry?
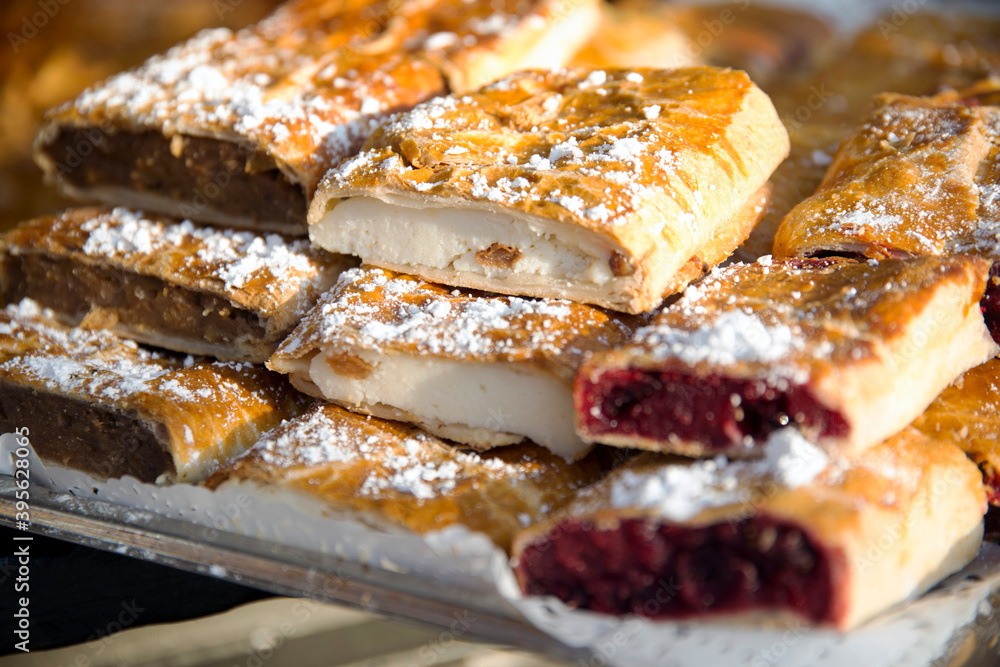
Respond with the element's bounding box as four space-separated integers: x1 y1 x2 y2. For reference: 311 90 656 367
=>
205 402 611 551
33 0 599 234
0 207 355 363
913 359 1000 506
0 300 310 483
307 67 788 314
772 92 1000 340
575 256 998 458
512 428 986 629
268 266 638 460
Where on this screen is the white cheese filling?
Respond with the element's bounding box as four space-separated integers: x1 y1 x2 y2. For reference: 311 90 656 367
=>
310 196 620 288
308 349 590 461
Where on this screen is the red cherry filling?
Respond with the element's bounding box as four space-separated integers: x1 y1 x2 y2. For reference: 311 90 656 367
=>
576 369 849 451
517 516 844 624
980 261 1000 345
983 468 1000 507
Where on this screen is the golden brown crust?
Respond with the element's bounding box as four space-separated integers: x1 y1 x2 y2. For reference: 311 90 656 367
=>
205 402 609 551
579 256 998 456
912 358 1000 503
774 92 1000 260
309 67 789 313
0 300 311 482
0 207 355 362
270 265 640 384
33 0 598 229
512 428 986 629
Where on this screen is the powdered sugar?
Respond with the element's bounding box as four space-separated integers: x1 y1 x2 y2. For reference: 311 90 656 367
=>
608 428 830 520
637 311 799 366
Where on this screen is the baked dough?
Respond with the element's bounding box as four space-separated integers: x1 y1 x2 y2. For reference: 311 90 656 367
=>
268 266 638 460
913 358 1000 506
0 206 355 363
0 299 311 483
772 92 1000 340
33 0 599 234
205 402 611 552
512 427 986 629
575 256 998 458
308 67 788 313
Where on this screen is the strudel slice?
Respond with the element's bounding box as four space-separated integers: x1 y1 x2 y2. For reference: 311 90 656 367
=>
0 207 354 363
576 256 998 458
512 428 986 629
0 300 310 483
205 403 610 551
772 92 1000 340
33 0 598 234
268 266 637 460
913 359 1000 506
308 67 788 313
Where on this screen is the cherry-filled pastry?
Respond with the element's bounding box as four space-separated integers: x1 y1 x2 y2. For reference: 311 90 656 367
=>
205 402 610 551
33 0 598 234
773 91 1000 340
913 358 1000 506
0 207 355 363
575 256 998 458
307 67 788 313
267 266 637 460
0 299 310 483
512 427 986 629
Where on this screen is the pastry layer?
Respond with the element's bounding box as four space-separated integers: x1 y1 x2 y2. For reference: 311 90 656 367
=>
269 266 637 459
575 256 999 457
33 0 598 232
913 358 1000 506
513 428 986 629
308 67 787 313
0 299 311 482
0 207 354 362
205 402 611 551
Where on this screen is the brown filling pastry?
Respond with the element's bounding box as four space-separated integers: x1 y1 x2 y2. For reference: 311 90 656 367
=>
0 380 174 482
3 254 267 347
46 129 307 232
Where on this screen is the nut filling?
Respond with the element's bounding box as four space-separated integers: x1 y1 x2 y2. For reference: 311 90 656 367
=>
0 380 174 482
3 254 267 351
45 129 308 232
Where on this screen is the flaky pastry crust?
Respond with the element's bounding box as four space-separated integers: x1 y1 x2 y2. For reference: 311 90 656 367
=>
512 428 986 629
205 402 610 551
309 67 788 313
0 207 355 362
0 300 310 483
576 256 998 457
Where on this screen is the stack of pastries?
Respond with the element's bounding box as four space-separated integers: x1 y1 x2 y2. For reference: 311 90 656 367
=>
3 0 1000 633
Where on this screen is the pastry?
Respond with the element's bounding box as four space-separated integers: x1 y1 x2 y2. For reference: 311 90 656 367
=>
205 402 612 551
913 358 1000 506
33 0 599 234
0 206 355 363
569 1 697 71
307 67 788 314
0 299 311 483
772 92 1000 340
267 266 638 460
575 256 998 458
512 427 986 629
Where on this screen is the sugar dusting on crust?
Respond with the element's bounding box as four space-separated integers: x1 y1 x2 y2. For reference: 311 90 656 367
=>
326 67 766 231
249 405 551 501
23 207 336 316
607 428 829 521
783 95 1000 259
0 299 282 407
277 266 633 363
